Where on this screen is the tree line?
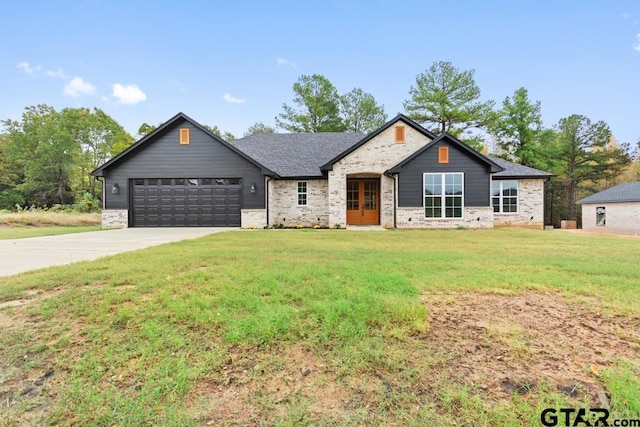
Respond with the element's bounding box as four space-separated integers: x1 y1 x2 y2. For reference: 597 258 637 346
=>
1 61 636 225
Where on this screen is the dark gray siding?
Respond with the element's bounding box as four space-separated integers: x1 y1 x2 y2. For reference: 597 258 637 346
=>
397 141 491 207
103 118 265 211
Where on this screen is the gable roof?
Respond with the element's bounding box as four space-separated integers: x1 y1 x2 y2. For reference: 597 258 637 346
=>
386 132 503 174
576 182 640 204
320 114 437 171
487 156 554 179
233 132 364 178
91 112 275 177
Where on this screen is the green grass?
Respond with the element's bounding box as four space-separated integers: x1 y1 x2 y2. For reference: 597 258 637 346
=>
0 228 638 426
0 225 101 239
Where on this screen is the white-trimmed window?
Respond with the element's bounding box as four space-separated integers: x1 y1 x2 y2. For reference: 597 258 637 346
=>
492 180 518 213
424 173 464 218
297 181 307 206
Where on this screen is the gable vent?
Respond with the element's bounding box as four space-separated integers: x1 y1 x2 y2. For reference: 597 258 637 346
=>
395 126 405 143
180 128 190 145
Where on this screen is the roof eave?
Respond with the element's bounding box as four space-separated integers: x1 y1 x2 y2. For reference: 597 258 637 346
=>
492 174 554 180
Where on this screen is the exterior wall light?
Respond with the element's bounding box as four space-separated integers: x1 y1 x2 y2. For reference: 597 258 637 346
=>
250 183 257 193
111 183 119 194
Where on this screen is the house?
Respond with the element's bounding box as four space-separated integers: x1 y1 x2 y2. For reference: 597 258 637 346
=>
576 182 640 235
91 112 552 229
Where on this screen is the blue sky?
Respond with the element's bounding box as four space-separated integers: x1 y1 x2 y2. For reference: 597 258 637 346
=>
1 0 639 145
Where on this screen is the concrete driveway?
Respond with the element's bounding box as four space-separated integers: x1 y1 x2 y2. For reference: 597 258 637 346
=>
0 228 235 277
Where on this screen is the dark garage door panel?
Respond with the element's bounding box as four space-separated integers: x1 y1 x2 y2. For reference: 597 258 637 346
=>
132 178 241 227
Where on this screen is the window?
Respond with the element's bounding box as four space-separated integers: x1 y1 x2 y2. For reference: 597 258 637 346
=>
492 180 518 213
297 181 307 206
395 126 405 143
596 207 606 226
424 173 463 218
180 128 190 144
438 147 449 164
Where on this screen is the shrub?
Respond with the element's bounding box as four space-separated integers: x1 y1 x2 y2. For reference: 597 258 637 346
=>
0 189 25 211
71 193 101 213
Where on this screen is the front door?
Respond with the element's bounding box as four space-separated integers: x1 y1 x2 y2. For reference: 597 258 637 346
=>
346 179 380 225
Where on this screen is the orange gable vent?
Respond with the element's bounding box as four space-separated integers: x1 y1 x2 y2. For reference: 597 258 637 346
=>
180 128 190 144
395 126 405 143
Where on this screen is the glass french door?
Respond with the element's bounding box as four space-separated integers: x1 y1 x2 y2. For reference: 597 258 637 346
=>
346 179 379 225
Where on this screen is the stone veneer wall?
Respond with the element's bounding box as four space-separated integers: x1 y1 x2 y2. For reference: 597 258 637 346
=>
241 209 267 229
493 179 545 229
581 202 640 235
268 179 329 227
102 209 128 228
328 122 432 228
396 207 494 228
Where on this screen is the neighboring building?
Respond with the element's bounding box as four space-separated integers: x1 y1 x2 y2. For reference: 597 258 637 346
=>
92 113 552 229
577 182 640 235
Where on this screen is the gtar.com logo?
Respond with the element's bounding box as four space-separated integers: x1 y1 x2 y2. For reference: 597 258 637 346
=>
540 408 640 427
540 408 609 426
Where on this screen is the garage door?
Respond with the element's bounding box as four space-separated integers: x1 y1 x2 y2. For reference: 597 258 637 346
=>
131 178 241 227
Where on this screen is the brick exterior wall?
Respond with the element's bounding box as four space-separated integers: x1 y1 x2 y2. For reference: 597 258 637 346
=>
102 209 128 228
581 202 640 235
328 122 432 228
494 179 546 229
241 209 267 229
396 207 494 228
268 179 329 227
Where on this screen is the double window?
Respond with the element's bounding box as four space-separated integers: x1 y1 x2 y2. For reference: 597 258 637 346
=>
297 181 307 206
424 173 464 218
492 180 518 213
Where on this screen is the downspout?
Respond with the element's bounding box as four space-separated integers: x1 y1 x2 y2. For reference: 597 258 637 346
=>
393 173 398 229
100 177 105 209
265 176 271 228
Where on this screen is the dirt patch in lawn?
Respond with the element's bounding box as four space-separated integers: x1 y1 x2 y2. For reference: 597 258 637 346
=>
191 344 357 425
421 291 640 406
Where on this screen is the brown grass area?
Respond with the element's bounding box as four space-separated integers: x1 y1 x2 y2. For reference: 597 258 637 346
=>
0 211 100 227
420 291 640 406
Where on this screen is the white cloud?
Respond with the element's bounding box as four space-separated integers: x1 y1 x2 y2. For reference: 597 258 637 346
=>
276 57 297 68
45 68 68 79
634 33 640 52
17 62 41 75
112 83 147 104
223 92 246 104
64 77 96 97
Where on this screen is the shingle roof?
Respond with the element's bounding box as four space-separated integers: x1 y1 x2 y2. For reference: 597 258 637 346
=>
233 133 364 178
576 182 640 204
488 156 554 179
233 132 554 179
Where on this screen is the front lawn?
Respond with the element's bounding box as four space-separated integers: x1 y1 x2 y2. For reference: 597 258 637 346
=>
0 229 638 426
0 226 101 240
